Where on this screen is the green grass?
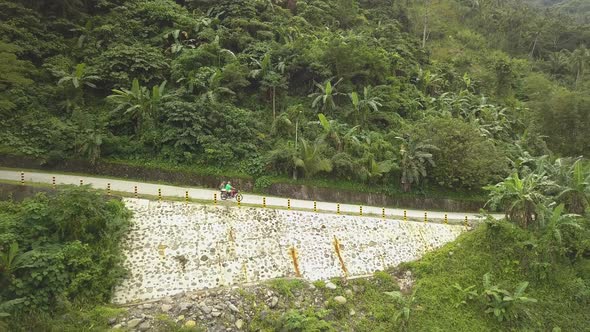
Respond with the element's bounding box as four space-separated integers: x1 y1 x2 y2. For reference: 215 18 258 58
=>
9 305 127 332
268 278 306 298
402 222 590 331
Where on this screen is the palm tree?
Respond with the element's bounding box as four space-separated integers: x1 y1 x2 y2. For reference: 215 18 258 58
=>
0 298 24 330
540 203 582 259
163 29 197 55
57 63 99 111
250 53 287 120
548 51 569 78
293 138 332 180
317 113 340 150
556 159 590 214
199 69 236 104
569 45 589 88
308 78 344 113
266 138 331 180
396 136 437 192
358 155 396 183
107 79 170 135
76 128 104 165
349 86 383 127
0 242 33 279
58 63 98 89
485 172 554 229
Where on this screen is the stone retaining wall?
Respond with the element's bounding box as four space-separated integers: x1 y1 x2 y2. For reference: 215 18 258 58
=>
113 199 465 304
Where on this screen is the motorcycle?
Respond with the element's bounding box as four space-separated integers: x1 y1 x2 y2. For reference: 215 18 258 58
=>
220 189 243 202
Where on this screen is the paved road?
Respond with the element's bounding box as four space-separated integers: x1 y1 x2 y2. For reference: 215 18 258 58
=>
0 169 501 222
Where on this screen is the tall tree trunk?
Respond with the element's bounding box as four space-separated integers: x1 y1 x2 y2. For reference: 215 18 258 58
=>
422 7 429 48
529 32 539 58
287 0 297 14
272 86 276 120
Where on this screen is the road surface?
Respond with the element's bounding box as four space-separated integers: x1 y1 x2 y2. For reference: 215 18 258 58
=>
0 169 501 222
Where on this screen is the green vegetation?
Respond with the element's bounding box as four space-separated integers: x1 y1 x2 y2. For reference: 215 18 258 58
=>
1 0 589 330
0 187 132 331
1 0 588 199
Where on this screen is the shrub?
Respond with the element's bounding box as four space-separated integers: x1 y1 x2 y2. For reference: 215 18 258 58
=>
0 187 131 316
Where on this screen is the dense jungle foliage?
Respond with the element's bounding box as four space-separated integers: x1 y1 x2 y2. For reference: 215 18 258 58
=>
1 0 589 196
0 187 131 331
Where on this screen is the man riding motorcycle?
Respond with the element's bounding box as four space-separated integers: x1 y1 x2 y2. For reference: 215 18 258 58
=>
225 181 235 197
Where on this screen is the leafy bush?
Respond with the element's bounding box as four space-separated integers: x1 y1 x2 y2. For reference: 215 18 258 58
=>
0 187 131 318
254 176 273 192
280 308 334 332
481 273 537 322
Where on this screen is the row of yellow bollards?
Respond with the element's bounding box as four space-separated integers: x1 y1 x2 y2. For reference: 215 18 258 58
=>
19 172 471 225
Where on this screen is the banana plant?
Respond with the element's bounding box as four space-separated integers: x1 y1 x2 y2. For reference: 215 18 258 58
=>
309 78 344 113
108 79 171 135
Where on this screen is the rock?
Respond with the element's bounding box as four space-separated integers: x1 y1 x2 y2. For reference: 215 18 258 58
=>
179 302 193 312
326 282 337 290
176 315 185 321
138 321 151 331
162 297 174 304
142 303 153 309
345 289 353 296
349 309 356 316
334 296 347 304
235 319 244 329
211 311 222 317
113 323 123 329
269 296 279 308
228 302 239 313
161 304 173 313
199 305 212 314
108 317 117 325
185 320 197 328
127 318 143 328
309 284 316 290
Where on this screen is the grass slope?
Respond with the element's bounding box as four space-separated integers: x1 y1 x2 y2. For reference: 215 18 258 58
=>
406 222 590 331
